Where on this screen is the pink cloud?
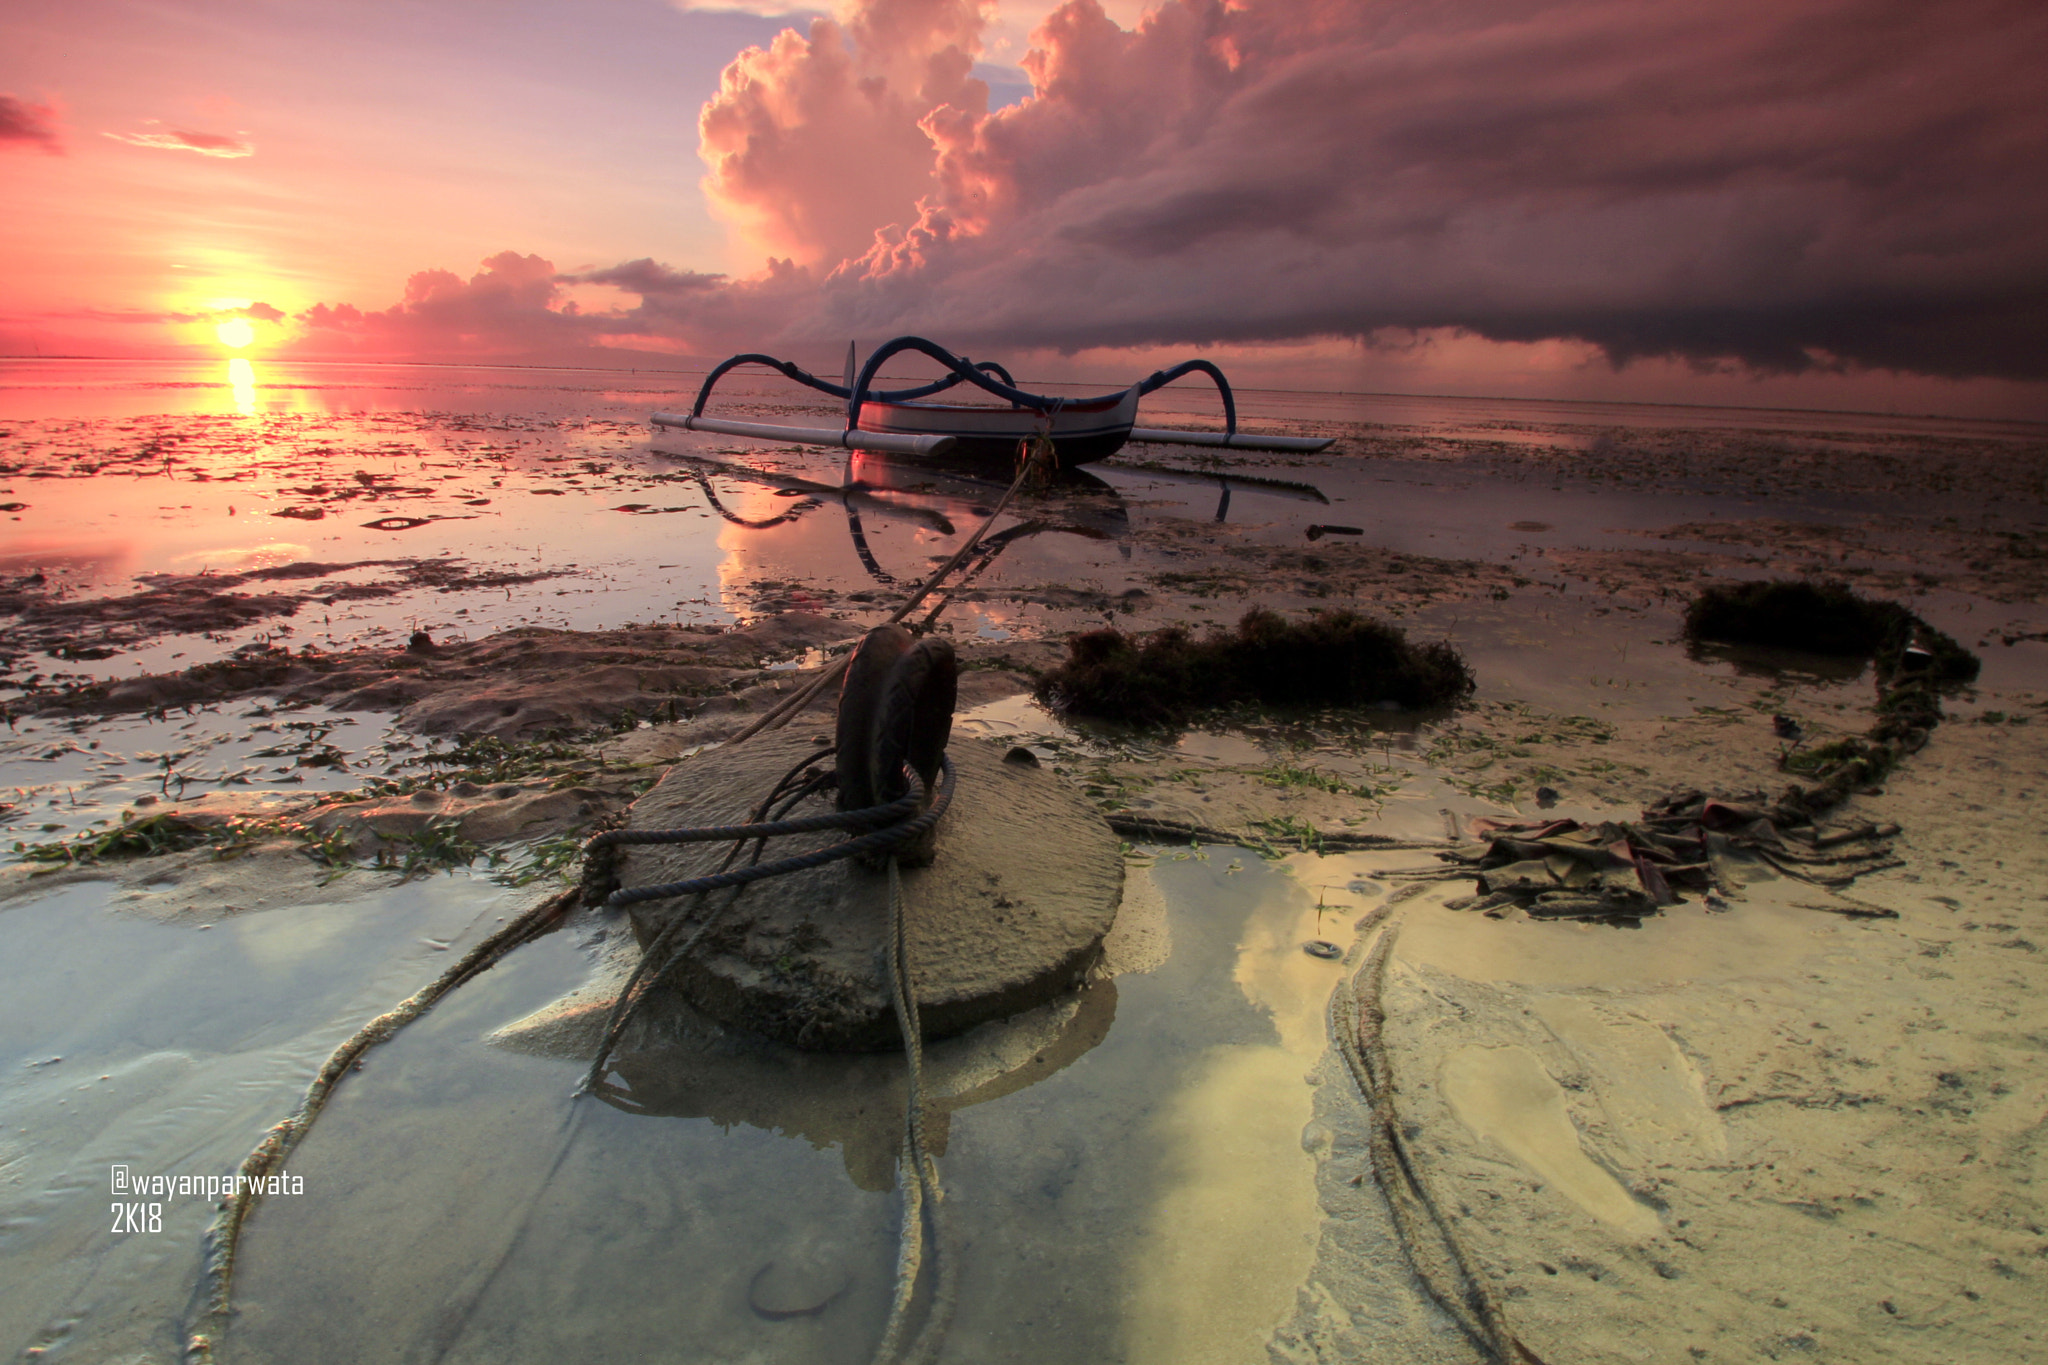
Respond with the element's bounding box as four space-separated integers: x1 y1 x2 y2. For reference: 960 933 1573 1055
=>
698 0 989 267
296 252 585 353
670 0 821 14
104 125 254 157
61 301 287 325
292 250 816 360
0 94 62 153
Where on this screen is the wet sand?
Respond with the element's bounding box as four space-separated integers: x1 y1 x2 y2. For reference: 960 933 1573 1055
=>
2 359 2045 1364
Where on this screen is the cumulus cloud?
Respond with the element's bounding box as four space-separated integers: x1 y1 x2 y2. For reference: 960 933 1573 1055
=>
290 249 818 360
0 94 62 152
296 252 588 352
687 0 2048 380
104 124 254 157
698 0 990 267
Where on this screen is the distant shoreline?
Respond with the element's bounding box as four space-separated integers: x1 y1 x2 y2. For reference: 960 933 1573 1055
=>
3 354 2042 430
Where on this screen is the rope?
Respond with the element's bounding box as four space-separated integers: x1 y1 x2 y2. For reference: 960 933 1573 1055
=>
579 883 745 1094
585 790 918 847
184 429 1017 1357
184 432 1006 1358
575 750 825 1095
1329 911 1549 1365
585 763 960 1362
599 756 954 909
577 756 956 1092
577 740 950 1080
870 853 954 1365
723 435 1056 748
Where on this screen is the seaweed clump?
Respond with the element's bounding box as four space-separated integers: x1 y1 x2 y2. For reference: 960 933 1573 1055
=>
1683 578 1978 683
1684 578 1981 818
1038 608 1473 726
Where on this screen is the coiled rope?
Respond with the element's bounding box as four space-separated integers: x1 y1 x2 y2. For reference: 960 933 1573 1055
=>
573 766 959 1365
594 760 952 909
577 753 956 1092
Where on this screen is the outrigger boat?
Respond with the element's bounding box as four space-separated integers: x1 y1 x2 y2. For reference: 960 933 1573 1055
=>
651 334 1335 464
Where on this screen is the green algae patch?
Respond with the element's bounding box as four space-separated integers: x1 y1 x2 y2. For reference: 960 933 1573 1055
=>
12 813 225 865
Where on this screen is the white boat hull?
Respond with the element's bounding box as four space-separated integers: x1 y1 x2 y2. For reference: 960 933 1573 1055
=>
854 386 1142 464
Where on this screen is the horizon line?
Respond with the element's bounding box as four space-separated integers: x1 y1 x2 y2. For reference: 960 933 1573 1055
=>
1 353 2042 428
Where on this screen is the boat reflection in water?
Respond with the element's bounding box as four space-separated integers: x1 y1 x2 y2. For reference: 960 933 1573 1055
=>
659 445 1138 598
646 433 1336 642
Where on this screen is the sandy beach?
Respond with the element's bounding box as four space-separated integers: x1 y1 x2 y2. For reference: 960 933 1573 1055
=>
2 359 2045 1364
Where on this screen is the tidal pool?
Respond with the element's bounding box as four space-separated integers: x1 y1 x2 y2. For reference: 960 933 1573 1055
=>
0 842 1458 1364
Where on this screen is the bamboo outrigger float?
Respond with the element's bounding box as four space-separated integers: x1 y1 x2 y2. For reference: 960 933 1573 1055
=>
651 334 1336 464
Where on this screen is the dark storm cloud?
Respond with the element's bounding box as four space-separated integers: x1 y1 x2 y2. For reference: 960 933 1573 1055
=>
564 259 728 296
802 0 2048 378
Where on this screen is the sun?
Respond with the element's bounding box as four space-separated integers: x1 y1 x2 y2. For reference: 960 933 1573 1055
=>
215 318 256 348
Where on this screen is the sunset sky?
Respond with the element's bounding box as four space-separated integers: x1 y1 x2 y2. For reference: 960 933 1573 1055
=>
3 0 2044 416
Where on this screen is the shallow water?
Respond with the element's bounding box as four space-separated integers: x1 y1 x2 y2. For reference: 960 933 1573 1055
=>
0 703 394 846
4 357 2041 699
226 850 1373 1365
5 358 2038 667
3 360 2044 1362
0 872 538 1363
0 841 1441 1364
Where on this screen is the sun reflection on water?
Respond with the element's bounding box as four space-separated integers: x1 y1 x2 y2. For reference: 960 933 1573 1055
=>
228 355 256 413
